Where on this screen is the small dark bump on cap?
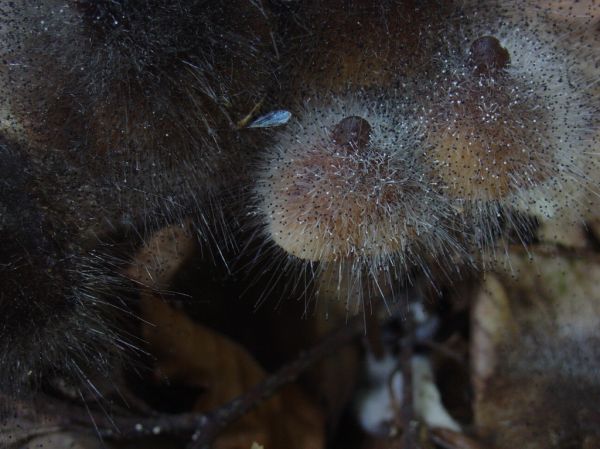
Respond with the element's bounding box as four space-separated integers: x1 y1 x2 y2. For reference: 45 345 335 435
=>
331 116 372 150
469 36 510 75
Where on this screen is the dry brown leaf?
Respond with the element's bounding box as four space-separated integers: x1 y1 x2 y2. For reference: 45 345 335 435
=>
471 253 600 448
127 222 197 289
141 296 325 449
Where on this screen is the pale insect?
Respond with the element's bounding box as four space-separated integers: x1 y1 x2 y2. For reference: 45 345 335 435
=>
248 110 292 128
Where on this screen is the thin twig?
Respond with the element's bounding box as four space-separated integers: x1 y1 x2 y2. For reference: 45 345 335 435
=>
401 312 416 449
13 314 366 447
430 427 492 449
187 315 365 448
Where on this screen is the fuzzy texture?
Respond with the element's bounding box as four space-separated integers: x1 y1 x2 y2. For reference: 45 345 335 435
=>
253 90 468 309
257 93 460 264
0 0 598 408
249 1 465 309
251 0 600 308
0 0 279 396
421 2 600 251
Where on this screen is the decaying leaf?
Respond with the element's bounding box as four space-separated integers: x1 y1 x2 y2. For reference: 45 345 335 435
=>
472 252 600 448
141 296 325 449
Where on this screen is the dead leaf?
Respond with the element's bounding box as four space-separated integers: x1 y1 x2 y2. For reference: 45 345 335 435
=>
141 296 325 449
472 253 600 448
127 222 197 289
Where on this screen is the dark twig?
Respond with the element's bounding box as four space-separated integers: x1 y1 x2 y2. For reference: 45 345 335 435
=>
401 311 416 449
30 396 207 439
13 314 365 447
187 315 365 448
430 427 492 449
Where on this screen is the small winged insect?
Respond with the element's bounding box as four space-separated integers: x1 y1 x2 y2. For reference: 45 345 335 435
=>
248 110 292 128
